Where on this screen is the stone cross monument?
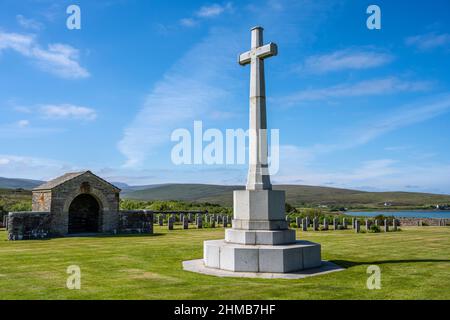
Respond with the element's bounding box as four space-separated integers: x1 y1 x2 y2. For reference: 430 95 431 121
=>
202 26 322 274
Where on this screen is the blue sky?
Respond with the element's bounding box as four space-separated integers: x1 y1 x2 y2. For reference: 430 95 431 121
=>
1 0 450 193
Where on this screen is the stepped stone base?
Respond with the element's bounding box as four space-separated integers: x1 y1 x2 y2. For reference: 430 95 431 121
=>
225 228 296 245
204 239 321 273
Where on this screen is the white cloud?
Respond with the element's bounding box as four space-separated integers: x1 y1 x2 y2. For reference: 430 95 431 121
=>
17 120 30 128
280 77 432 106
0 31 89 79
196 3 233 18
180 2 233 27
406 32 450 51
39 104 97 121
16 14 43 31
179 18 197 27
300 48 393 74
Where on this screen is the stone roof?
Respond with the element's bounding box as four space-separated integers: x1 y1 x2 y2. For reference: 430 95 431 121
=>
33 171 121 192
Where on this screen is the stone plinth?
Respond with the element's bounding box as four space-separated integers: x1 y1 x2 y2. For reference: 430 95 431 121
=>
204 239 321 273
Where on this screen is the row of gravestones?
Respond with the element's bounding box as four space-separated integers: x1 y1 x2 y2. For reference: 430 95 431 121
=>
288 216 400 233
155 214 231 230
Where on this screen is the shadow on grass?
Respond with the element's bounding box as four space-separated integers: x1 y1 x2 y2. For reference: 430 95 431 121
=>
331 259 450 268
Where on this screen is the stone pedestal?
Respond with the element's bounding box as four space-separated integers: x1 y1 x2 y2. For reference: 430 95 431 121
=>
203 189 321 273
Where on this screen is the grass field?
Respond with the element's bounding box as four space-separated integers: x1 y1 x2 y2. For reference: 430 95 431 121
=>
0 226 449 300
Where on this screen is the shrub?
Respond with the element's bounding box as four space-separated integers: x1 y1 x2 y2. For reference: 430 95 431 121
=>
369 224 381 233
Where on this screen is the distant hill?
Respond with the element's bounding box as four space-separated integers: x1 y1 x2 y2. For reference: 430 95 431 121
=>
122 183 450 208
0 177 45 190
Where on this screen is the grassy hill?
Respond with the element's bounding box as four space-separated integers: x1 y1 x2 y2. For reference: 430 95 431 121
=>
122 184 450 209
0 177 44 190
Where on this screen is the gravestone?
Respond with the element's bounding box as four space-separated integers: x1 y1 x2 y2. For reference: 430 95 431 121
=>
342 218 347 229
158 215 164 226
183 216 189 229
333 218 338 230
197 216 203 229
392 219 397 231
384 219 389 232
224 216 229 228
202 26 321 273
305 216 310 227
323 218 329 230
375 219 379 227
296 217 301 228
352 218 355 229
302 218 307 231
355 220 360 233
365 219 370 231
210 216 215 228
168 217 174 230
189 213 193 223
313 217 318 231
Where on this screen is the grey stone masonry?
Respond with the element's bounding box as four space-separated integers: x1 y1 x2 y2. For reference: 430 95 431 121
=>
183 216 189 229
333 218 338 230
32 171 120 236
210 216 215 228
365 219 370 231
342 218 347 229
355 220 360 233
305 216 310 227
384 219 389 232
118 210 153 234
7 212 51 240
168 217 174 230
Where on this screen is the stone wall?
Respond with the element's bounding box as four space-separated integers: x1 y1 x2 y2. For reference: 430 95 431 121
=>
7 210 154 240
7 212 52 240
398 217 449 226
118 210 154 234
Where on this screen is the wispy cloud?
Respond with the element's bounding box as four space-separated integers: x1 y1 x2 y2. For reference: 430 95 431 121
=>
299 48 393 74
17 120 30 128
405 32 450 51
280 94 450 162
39 104 97 121
196 3 233 18
118 27 242 168
279 77 432 106
16 14 43 31
0 31 89 79
180 2 233 27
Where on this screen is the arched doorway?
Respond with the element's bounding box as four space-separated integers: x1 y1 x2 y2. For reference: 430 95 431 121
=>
68 194 100 234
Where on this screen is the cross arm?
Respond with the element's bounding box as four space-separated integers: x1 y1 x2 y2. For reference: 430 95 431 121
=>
255 42 278 59
238 50 252 66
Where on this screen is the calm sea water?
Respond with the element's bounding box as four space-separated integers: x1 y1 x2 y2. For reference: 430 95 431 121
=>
346 211 450 219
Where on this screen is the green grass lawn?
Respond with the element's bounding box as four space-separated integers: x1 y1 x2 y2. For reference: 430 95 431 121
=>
0 226 449 300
